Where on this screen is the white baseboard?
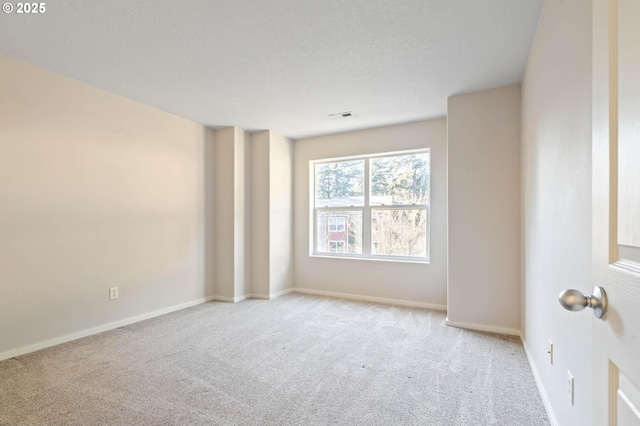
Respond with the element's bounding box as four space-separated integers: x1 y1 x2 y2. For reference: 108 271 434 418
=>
234 288 294 301
521 338 559 426
209 295 245 303
292 288 447 311
245 293 271 300
0 295 217 362
444 318 520 336
269 288 294 300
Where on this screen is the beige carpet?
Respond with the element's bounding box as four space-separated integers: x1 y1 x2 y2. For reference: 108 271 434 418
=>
0 293 549 425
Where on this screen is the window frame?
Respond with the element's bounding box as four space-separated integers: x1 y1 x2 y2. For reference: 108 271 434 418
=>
311 149 430 263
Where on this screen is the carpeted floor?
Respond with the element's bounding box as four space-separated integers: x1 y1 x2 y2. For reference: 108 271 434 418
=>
0 293 549 425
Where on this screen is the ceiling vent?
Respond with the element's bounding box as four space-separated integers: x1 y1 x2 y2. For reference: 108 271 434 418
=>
329 111 355 119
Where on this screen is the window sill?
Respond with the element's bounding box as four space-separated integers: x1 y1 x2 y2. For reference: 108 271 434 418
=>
310 254 429 265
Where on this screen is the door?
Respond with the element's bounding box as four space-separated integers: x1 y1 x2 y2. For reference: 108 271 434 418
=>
593 0 640 424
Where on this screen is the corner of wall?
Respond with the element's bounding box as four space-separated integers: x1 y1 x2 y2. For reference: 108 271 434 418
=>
447 85 522 332
519 0 593 424
204 127 217 298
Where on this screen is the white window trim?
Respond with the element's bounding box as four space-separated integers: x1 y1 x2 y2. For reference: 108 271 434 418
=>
310 149 430 263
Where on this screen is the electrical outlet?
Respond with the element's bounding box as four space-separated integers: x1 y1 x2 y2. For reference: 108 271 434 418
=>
109 287 119 300
548 340 553 365
567 371 574 405
281 266 285 276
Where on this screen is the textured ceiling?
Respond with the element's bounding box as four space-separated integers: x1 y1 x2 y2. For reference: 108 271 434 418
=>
0 0 543 139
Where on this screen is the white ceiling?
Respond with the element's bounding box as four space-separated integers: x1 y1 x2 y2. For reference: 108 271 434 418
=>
0 0 543 139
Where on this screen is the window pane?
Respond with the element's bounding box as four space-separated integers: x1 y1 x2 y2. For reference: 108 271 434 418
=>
328 216 345 231
316 210 362 254
315 160 364 207
328 241 345 253
370 153 429 206
371 209 427 257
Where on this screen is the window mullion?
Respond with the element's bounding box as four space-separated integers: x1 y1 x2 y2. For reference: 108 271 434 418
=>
363 159 371 256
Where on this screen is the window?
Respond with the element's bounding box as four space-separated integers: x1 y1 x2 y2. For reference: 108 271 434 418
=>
312 150 430 262
328 216 346 232
329 241 346 253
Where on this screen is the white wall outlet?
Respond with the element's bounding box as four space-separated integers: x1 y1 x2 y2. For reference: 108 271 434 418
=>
548 340 553 365
109 287 119 300
281 266 285 276
567 371 574 405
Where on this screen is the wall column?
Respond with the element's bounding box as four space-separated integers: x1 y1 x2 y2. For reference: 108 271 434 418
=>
250 130 293 298
214 127 249 301
447 85 521 333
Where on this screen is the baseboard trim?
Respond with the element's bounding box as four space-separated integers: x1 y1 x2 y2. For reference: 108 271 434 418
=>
209 295 243 303
245 293 271 300
0 295 217 362
444 318 520 336
291 288 447 311
521 338 559 426
269 288 294 300
234 289 294 301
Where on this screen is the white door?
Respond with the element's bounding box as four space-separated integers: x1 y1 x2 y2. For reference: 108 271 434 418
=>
592 0 640 424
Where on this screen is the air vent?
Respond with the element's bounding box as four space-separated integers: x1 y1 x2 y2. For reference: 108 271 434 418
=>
329 111 355 119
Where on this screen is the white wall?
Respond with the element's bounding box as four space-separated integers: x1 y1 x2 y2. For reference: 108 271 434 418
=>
234 127 249 300
293 120 447 307
521 0 593 424
214 128 236 300
214 127 252 301
269 131 293 295
447 85 521 334
249 130 293 297
250 131 271 297
0 55 214 357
